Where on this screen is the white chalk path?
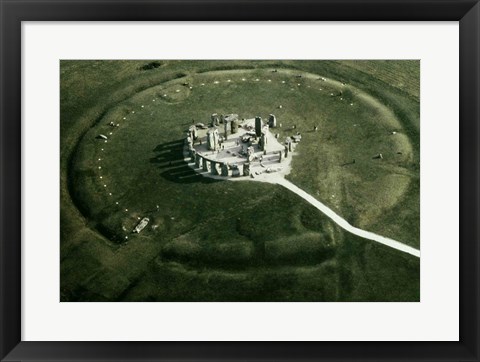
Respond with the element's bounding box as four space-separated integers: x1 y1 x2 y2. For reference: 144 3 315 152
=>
271 176 421 258
186 151 420 258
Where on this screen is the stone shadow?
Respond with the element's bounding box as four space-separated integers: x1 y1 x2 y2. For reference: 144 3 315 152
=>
150 139 219 184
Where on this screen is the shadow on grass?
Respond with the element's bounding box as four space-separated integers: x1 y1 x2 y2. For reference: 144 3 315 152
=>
150 139 220 184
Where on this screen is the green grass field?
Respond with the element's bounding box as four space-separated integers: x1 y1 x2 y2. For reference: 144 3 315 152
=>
60 60 420 302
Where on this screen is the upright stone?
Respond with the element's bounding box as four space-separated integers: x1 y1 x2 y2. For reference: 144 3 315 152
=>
190 149 196 163
259 125 269 151
231 119 238 134
247 146 255 162
207 128 219 150
211 161 219 175
260 133 268 151
238 163 243 176
189 125 198 140
285 137 293 152
202 158 209 172
221 163 229 176
231 165 240 177
211 113 219 127
195 153 202 168
224 114 239 134
268 114 277 128
255 116 262 137
243 163 251 176
224 117 228 140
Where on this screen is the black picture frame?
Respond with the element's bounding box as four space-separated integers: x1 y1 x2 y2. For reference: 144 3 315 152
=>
1 0 479 361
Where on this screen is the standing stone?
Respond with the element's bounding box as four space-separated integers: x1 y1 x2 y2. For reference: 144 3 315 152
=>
260 133 268 151
207 128 219 150
285 137 293 152
224 118 228 140
243 163 250 176
190 149 196 163
189 125 198 140
203 158 209 172
278 151 282 163
211 161 219 175
231 165 240 177
231 119 238 134
259 125 269 151
247 146 255 162
221 163 229 176
195 153 202 168
211 113 219 127
255 116 262 137
268 114 277 128
238 163 243 176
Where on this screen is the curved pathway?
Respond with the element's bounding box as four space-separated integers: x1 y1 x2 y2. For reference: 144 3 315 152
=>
271 177 420 258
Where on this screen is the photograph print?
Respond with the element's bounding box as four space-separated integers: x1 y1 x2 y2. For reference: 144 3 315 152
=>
60 60 420 302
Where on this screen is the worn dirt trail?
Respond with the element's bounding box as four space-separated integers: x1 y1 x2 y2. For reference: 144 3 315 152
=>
277 177 421 258
248 173 421 258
